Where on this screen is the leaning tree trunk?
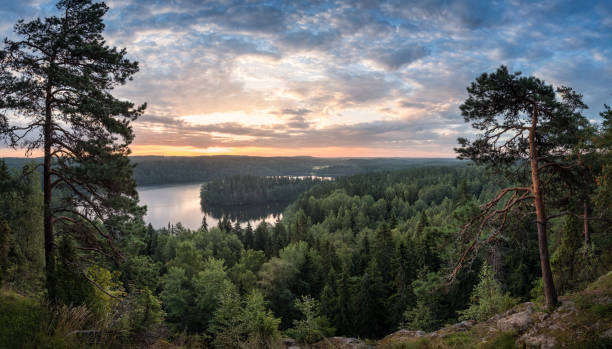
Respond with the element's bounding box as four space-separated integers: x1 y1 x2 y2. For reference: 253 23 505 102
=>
529 105 558 309
44 83 56 302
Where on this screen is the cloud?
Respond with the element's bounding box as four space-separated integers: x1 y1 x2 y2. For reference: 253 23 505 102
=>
374 46 429 70
1 0 610 157
280 30 339 51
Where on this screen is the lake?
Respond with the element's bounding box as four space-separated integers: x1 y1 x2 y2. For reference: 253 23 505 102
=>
137 183 284 230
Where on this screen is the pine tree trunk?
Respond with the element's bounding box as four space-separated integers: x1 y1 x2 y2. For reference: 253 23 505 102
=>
44 84 56 302
529 105 558 309
583 201 590 246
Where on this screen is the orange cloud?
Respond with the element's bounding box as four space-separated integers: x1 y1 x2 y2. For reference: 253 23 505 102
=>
129 145 453 158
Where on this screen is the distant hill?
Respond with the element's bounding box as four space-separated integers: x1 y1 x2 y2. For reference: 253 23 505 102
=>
1 155 461 186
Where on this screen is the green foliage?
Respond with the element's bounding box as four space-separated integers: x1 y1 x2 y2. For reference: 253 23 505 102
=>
0 290 52 348
228 249 265 294
209 287 281 349
458 264 517 322
54 237 97 308
242 290 281 348
159 266 189 324
86 265 126 314
123 255 161 291
122 289 164 334
167 241 205 279
551 216 583 294
0 220 9 285
403 300 442 333
0 161 44 292
355 259 388 338
529 278 544 303
404 272 448 331
192 258 231 329
209 284 244 349
287 296 335 344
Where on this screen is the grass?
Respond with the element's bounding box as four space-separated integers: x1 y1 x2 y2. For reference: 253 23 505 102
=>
0 289 46 348
0 289 75 349
479 331 517 349
586 271 612 293
379 330 518 349
0 288 97 349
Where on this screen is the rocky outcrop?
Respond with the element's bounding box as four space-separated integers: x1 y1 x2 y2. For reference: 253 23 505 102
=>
377 271 612 348
292 272 612 349
496 303 534 333
312 337 373 348
283 336 372 349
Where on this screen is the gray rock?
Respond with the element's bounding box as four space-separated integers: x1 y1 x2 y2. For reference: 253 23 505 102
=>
283 338 297 346
313 337 372 349
496 305 534 333
519 333 557 349
459 320 476 327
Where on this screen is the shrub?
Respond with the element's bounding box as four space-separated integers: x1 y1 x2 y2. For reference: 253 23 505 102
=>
287 296 335 344
458 263 517 322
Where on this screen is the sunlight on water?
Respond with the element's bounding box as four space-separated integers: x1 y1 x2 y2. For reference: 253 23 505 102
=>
137 183 282 230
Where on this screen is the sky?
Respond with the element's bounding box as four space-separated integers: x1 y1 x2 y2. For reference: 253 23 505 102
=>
0 0 611 158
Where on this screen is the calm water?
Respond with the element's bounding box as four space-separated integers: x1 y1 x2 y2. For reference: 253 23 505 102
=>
137 183 283 230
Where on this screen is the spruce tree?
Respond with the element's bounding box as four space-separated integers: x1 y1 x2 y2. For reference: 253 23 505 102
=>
254 221 269 255
0 221 10 285
244 222 254 250
373 222 394 284
355 259 386 338
336 270 355 336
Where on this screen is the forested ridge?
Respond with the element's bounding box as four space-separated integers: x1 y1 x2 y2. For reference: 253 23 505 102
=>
2 156 459 186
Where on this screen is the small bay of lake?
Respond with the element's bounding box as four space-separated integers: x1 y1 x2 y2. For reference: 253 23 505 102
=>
137 183 283 230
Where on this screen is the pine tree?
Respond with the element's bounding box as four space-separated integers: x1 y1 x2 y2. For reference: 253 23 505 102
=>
455 66 593 308
0 0 145 301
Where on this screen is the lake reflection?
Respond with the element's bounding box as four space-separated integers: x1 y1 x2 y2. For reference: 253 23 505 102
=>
138 183 284 230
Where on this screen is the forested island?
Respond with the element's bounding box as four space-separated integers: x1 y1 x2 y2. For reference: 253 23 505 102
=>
1 1 612 348
200 175 327 206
